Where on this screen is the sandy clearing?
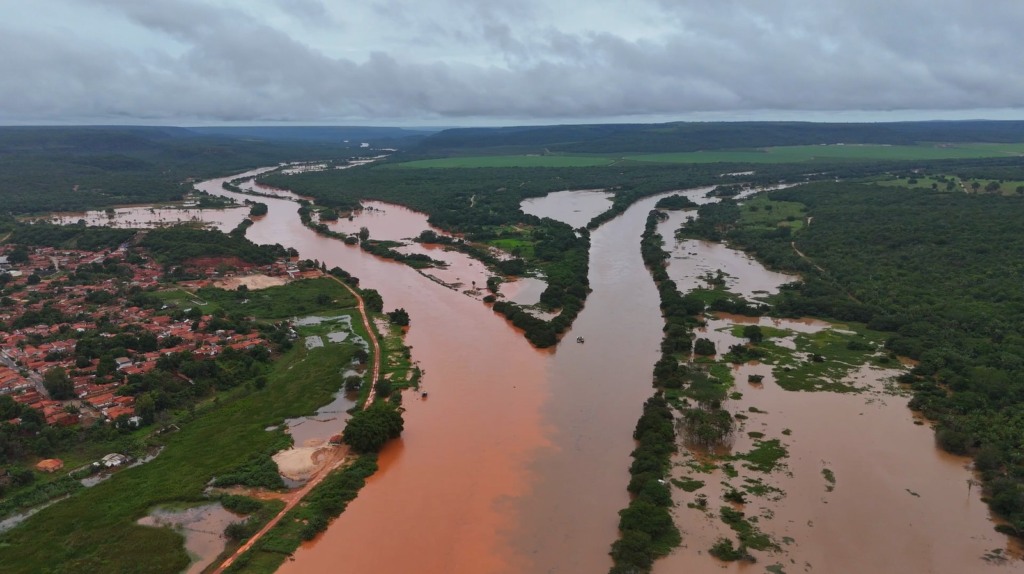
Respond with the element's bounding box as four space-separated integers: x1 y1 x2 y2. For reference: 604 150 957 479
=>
272 446 332 481
214 274 288 290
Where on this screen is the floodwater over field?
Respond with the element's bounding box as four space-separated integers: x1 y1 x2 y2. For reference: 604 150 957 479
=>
49 205 249 231
85 170 1024 573
656 316 1023 573
322 200 493 291
137 503 241 574
498 276 548 306
520 189 614 229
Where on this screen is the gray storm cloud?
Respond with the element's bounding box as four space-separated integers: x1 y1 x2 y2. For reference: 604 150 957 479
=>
2 0 1022 123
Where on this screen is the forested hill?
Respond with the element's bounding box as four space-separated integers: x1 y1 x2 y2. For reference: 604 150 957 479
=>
187 125 436 144
416 120 1024 154
0 126 368 214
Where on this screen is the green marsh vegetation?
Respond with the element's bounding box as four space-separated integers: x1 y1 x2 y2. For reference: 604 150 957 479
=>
685 178 1024 537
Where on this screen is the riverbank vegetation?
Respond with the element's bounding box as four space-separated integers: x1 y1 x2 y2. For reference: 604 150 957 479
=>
684 179 1024 537
412 120 1024 155
609 211 706 573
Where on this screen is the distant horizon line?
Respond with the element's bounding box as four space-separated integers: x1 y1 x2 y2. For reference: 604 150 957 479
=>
3 116 1024 131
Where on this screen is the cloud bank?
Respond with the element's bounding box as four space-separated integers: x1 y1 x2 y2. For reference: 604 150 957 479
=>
3 0 1023 124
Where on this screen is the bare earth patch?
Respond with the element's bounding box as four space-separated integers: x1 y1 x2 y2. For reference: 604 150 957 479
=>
272 445 332 481
214 274 288 290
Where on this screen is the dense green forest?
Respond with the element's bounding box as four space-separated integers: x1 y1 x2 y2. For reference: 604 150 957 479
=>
139 227 290 266
685 180 1024 535
0 127 360 214
415 120 1024 155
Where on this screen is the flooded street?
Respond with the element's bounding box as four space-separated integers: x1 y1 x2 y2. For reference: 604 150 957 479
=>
152 172 1024 573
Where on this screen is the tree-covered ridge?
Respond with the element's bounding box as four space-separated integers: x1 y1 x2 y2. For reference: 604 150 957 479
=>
687 181 1024 535
0 126 355 214
417 120 1024 154
9 222 136 251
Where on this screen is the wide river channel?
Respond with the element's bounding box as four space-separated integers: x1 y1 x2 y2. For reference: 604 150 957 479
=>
168 170 1024 573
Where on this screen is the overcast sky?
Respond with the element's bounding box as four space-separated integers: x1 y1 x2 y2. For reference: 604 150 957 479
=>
3 0 1024 126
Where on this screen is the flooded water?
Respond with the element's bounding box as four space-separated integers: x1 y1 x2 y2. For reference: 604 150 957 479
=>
498 276 548 306
520 189 614 229
196 171 551 573
137 503 241 574
49 205 249 231
79 170 1022 574
656 316 1022 573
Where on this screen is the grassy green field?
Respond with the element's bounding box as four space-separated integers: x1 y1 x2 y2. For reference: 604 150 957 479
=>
197 277 357 319
625 143 1024 164
395 155 614 168
737 196 808 231
392 143 1024 169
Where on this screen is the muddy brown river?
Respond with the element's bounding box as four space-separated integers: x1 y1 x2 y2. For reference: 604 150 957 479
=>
173 172 1023 573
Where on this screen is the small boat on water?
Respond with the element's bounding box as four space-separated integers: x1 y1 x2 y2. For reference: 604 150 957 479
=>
576 336 585 344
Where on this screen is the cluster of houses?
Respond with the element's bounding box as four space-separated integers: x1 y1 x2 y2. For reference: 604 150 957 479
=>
0 244 280 428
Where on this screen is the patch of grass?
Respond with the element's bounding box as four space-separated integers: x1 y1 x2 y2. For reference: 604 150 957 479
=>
721 462 739 479
756 323 888 392
625 143 1024 165
734 439 788 473
672 477 706 492
379 319 420 392
742 477 784 499
738 196 807 231
822 468 836 492
197 277 357 320
728 323 789 341
394 155 613 168
719 506 779 552
686 459 720 474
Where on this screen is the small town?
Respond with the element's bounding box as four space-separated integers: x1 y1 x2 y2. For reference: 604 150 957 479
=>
0 240 308 436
